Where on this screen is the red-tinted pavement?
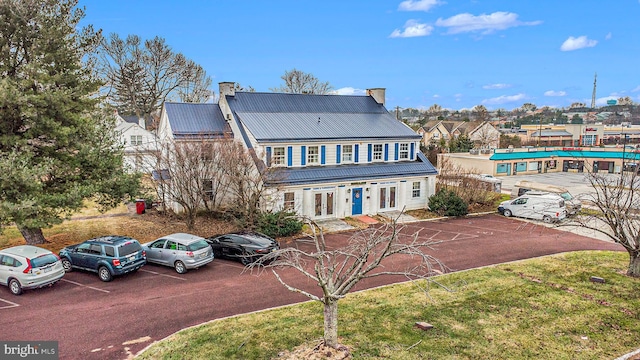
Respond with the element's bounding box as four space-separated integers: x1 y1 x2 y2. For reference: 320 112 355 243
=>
0 214 622 360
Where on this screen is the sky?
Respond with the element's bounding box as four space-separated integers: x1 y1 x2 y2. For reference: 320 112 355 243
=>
80 0 640 112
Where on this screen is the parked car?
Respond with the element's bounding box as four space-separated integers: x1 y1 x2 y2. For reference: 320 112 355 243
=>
142 233 213 273
498 191 567 223
511 180 582 215
205 231 280 265
0 245 65 295
59 236 146 282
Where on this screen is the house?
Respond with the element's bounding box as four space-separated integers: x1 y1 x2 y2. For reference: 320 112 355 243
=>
418 120 500 149
114 113 159 173
159 83 438 220
217 83 438 219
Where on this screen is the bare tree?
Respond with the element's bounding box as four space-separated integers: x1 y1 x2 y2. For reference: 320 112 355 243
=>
97 34 212 123
472 104 488 122
251 216 446 349
270 68 333 94
149 136 282 229
234 82 255 92
563 167 640 277
150 138 234 229
470 123 500 149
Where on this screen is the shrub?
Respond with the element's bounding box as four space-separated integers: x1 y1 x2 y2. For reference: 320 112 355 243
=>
428 189 469 217
257 210 303 238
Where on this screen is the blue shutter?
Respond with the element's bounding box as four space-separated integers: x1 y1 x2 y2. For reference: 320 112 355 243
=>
266 146 272 167
394 143 399 161
336 145 341 164
354 144 359 163
287 146 293 166
321 145 326 165
301 146 306 166
367 144 372 162
410 142 415 160
384 144 389 161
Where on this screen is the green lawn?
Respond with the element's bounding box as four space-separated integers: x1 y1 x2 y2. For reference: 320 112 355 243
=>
137 251 639 360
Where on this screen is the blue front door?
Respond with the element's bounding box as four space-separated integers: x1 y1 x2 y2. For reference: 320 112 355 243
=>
351 188 362 215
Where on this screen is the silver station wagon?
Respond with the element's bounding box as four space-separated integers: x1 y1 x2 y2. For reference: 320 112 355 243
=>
142 233 214 273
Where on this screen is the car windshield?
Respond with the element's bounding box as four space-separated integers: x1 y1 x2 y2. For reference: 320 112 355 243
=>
30 253 58 268
118 242 142 256
560 192 573 201
187 240 209 251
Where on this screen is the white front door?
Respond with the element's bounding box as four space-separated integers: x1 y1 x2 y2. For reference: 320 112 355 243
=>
314 191 335 218
378 186 397 210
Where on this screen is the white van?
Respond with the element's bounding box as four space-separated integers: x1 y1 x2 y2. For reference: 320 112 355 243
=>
511 180 581 215
498 191 567 223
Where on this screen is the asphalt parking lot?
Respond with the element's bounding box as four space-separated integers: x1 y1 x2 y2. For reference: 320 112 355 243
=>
1 215 623 360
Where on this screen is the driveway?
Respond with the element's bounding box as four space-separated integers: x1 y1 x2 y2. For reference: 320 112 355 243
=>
0 214 623 360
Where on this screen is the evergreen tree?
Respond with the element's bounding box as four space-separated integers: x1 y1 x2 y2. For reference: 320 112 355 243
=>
0 0 139 244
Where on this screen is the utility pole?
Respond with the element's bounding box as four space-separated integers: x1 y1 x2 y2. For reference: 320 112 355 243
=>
591 72 597 109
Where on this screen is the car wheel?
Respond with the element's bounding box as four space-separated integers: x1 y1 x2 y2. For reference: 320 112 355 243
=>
240 255 251 266
61 258 73 272
543 215 552 223
8 278 22 296
98 266 113 282
174 260 187 274
503 209 512 217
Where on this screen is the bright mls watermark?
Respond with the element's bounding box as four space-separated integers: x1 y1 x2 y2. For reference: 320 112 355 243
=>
1 341 58 359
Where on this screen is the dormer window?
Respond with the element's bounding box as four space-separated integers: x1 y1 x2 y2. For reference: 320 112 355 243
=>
399 143 409 160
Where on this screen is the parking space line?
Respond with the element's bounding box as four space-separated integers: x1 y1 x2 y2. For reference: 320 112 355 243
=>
61 279 110 293
0 297 19 309
139 269 187 281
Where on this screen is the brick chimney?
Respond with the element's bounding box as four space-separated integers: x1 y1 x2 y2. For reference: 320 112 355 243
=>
366 88 386 107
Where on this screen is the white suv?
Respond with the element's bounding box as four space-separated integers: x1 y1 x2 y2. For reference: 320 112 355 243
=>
0 245 65 295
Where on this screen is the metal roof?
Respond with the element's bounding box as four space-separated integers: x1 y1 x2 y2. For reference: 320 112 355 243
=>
226 92 419 141
490 149 640 161
265 152 437 186
164 102 231 137
226 92 388 113
234 112 420 141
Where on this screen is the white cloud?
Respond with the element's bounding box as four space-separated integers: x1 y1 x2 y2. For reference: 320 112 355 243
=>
398 0 443 12
595 96 617 106
605 32 612 40
435 12 541 35
331 87 366 96
632 86 640 92
560 36 598 51
483 83 512 90
433 94 441 98
482 93 526 105
389 19 433 38
544 90 567 97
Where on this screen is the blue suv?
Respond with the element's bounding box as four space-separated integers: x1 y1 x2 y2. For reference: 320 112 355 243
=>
59 236 146 282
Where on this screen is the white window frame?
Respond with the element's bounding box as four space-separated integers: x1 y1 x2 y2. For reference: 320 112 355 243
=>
130 135 142 146
307 146 319 164
272 147 285 166
399 143 409 160
412 181 421 198
373 144 383 161
342 144 353 163
283 192 295 210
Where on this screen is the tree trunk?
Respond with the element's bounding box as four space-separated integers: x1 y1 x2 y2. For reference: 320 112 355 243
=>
18 226 47 245
628 251 640 277
323 300 339 349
